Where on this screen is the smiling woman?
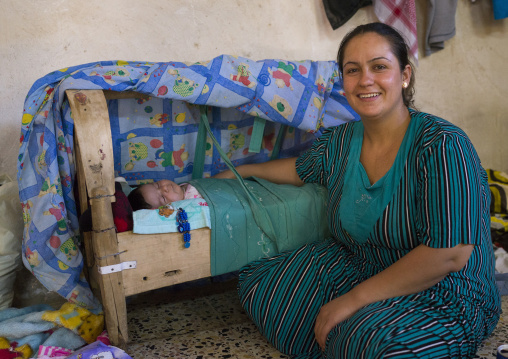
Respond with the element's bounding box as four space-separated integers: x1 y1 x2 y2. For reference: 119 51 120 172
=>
220 22 502 359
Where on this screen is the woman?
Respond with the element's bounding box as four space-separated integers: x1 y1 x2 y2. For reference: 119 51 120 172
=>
214 22 500 358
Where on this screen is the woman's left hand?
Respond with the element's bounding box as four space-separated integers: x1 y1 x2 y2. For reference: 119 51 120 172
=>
314 293 363 351
313 243 474 351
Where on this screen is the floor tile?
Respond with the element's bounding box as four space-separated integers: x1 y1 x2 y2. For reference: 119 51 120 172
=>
218 323 290 359
128 294 235 342
122 277 507 359
204 290 251 326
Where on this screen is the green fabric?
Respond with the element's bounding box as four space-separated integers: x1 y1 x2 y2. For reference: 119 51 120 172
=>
199 106 279 245
339 118 418 241
195 105 329 275
192 116 208 179
249 117 266 153
190 178 330 276
270 124 286 160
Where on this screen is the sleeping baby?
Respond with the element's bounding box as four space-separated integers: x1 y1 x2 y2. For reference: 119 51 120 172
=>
128 179 203 211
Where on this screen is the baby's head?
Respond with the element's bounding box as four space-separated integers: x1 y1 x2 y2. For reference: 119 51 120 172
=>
128 179 184 210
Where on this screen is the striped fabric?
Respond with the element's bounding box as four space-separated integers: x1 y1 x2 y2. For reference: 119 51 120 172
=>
238 110 500 358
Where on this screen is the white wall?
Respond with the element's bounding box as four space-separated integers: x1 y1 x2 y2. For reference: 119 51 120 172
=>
1 0 507 182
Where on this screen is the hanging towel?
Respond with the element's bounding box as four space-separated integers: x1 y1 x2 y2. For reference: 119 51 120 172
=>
424 0 458 56
373 0 418 62
493 0 508 20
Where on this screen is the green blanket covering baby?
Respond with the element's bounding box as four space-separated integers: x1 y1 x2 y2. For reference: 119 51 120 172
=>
191 177 330 276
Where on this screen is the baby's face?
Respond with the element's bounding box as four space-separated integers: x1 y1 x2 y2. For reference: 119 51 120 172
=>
140 180 184 208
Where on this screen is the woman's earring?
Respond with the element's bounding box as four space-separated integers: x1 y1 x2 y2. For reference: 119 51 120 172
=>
402 82 408 89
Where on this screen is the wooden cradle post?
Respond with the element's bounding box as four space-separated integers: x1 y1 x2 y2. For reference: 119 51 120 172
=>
90 186 128 347
67 90 128 347
66 89 214 346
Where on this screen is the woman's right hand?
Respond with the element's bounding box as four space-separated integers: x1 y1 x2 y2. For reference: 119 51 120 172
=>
211 158 303 186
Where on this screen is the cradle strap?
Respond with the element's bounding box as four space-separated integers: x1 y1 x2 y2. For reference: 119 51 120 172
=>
270 124 286 160
248 116 265 153
192 116 207 179
199 106 278 249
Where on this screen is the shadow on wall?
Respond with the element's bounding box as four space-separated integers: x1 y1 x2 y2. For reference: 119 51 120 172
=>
13 266 67 309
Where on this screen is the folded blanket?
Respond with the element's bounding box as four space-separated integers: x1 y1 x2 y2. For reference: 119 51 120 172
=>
488 169 508 214
133 198 211 234
0 307 55 339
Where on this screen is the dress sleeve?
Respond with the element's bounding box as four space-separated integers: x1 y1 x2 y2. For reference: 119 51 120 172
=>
295 127 336 186
417 132 489 248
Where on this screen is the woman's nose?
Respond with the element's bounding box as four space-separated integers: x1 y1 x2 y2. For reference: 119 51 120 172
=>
359 70 374 86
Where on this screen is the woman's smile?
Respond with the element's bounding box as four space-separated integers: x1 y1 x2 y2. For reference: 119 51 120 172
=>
358 92 381 100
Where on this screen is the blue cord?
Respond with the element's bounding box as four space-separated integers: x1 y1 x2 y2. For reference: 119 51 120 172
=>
176 208 191 248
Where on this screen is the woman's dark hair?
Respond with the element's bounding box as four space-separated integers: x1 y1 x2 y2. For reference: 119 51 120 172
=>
337 22 416 108
127 186 152 211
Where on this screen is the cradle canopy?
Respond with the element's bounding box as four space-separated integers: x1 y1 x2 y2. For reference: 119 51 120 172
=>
17 56 358 310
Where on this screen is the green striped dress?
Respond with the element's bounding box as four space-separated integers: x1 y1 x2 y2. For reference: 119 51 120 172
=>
238 110 501 358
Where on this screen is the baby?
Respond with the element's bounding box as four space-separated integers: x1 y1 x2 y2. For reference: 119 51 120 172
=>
128 179 203 211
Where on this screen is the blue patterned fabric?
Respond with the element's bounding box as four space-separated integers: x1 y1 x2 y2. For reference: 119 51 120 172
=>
109 98 325 184
17 56 358 310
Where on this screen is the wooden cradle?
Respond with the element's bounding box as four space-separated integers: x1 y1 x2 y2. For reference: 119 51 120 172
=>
67 89 212 347
64 89 508 356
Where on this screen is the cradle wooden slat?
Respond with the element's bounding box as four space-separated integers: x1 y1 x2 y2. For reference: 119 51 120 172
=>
67 89 212 347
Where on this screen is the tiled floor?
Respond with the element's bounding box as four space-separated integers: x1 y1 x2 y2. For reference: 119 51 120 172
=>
125 275 289 359
123 275 508 359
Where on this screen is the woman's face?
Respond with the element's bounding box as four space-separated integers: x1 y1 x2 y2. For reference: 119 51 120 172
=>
341 32 411 122
140 179 184 208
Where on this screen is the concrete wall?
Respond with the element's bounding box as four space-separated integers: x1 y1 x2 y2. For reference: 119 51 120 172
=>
1 0 507 302
1 0 507 182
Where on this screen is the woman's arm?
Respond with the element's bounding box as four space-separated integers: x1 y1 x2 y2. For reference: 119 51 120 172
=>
314 243 474 349
211 157 304 186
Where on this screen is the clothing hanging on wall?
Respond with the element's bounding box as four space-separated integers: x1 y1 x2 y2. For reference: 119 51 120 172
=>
373 0 418 62
425 0 458 56
493 0 508 20
322 0 372 30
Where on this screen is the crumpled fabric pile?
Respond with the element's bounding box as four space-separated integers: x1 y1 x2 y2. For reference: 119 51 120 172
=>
0 303 127 358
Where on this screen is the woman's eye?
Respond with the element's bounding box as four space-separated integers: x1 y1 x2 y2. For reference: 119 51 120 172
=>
374 64 386 70
346 68 358 74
